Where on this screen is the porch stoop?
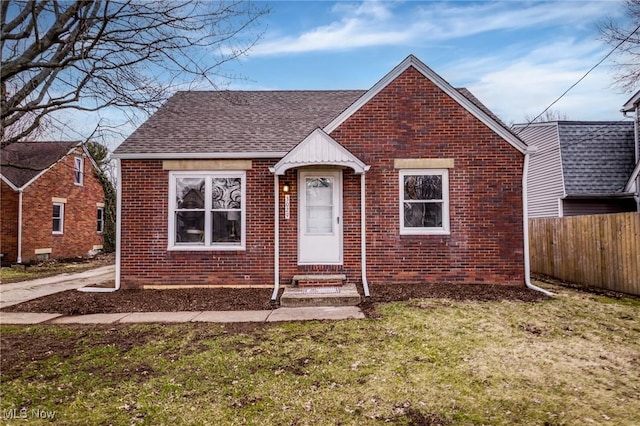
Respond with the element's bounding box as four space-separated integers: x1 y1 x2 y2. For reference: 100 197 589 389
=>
291 274 346 287
280 283 361 308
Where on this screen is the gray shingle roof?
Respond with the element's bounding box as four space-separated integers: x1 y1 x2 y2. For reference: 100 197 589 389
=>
1 141 79 188
558 121 635 195
114 90 366 156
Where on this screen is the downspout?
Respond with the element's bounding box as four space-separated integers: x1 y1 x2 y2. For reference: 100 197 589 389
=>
635 107 640 211
78 158 121 293
360 173 370 298
17 190 23 264
523 149 554 296
271 174 280 302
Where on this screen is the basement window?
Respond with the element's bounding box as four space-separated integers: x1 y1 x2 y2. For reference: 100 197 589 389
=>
168 171 245 251
399 169 450 235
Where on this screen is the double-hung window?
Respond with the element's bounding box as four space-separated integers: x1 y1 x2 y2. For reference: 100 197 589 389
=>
74 157 84 185
400 169 450 235
97 207 105 233
53 202 64 234
168 171 246 250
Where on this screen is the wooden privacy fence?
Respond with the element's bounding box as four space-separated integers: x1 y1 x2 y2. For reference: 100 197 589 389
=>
529 212 640 296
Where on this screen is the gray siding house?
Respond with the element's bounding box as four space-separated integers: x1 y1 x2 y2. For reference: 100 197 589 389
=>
513 121 637 218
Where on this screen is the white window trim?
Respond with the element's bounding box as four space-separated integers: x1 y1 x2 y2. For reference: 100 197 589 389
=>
74 156 84 186
97 207 105 233
53 202 65 234
399 169 450 235
168 171 246 251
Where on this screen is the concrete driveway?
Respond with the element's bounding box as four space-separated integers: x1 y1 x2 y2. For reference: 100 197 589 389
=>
0 265 115 309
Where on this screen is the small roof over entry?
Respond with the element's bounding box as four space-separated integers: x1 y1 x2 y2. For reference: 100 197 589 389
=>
270 128 370 175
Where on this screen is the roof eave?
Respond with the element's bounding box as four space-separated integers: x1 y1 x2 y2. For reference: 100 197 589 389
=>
112 151 288 160
621 90 640 113
0 174 20 191
564 192 636 199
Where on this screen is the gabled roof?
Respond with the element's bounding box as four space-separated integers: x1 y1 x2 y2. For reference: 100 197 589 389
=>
1 141 81 189
114 90 365 158
114 55 525 160
270 128 369 175
556 121 635 196
324 55 527 154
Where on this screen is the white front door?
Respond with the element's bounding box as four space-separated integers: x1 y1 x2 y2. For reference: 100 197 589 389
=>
298 170 342 264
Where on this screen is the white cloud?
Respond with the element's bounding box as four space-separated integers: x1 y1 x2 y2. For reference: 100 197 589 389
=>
251 1 408 55
250 1 613 56
448 38 630 123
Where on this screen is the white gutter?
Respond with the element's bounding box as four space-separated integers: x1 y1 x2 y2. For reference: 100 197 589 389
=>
17 190 23 264
360 173 370 298
523 150 554 296
78 159 121 293
112 151 288 160
271 174 280 302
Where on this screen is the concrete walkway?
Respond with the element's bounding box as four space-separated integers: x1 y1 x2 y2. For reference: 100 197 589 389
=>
0 306 365 325
0 265 365 324
0 264 116 309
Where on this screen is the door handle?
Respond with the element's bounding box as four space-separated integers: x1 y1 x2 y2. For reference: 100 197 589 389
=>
337 216 340 224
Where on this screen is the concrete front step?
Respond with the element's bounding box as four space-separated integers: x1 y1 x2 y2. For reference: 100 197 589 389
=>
292 274 347 287
279 283 361 307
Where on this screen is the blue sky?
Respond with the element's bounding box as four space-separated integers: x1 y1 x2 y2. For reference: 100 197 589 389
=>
53 0 636 148
228 0 633 125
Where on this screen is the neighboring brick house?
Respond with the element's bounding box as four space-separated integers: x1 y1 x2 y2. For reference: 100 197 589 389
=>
113 55 530 297
513 121 638 218
0 141 105 263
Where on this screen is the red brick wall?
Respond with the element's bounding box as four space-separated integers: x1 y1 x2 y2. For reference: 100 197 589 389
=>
19 148 105 262
120 66 524 288
0 181 19 262
119 159 276 289
330 66 524 285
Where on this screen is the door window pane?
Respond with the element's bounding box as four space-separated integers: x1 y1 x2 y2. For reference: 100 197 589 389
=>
306 178 333 234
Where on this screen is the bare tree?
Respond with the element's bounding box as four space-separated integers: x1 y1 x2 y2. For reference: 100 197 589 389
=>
524 109 569 124
599 0 640 92
1 0 267 146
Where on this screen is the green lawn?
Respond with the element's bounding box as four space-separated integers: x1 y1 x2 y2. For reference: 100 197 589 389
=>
2 285 639 425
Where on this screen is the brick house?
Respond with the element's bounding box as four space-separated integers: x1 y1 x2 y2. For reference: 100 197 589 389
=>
113 55 531 298
0 141 105 263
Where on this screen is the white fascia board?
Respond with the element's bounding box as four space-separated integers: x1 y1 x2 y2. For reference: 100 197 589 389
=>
0 174 20 191
621 90 640 113
112 151 287 160
19 142 83 191
80 143 103 173
555 123 568 198
324 54 527 155
625 160 640 192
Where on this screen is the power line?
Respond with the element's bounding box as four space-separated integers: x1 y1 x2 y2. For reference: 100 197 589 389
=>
514 22 640 136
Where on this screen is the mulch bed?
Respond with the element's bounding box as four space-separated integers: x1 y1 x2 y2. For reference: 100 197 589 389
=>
1 283 548 318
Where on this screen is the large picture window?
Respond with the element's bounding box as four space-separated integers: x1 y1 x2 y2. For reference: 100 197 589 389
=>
168 171 245 250
400 169 450 235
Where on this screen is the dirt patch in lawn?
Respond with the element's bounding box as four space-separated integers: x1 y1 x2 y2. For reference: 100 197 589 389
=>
1 282 547 317
2 287 282 315
359 282 548 317
0 322 274 381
